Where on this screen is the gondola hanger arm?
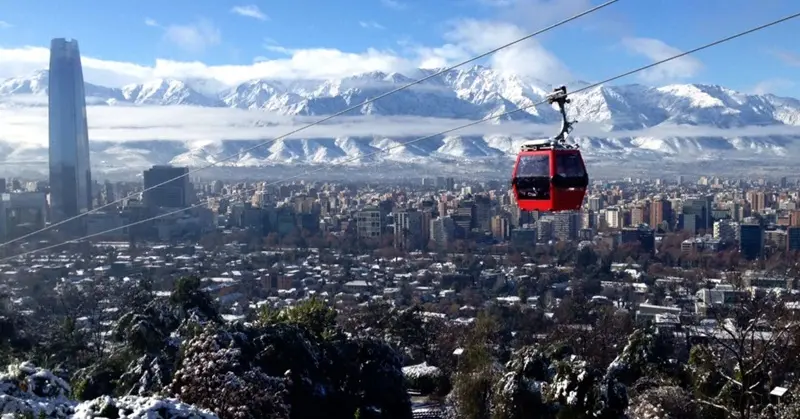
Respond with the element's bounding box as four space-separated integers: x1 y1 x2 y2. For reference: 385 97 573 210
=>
547 86 578 148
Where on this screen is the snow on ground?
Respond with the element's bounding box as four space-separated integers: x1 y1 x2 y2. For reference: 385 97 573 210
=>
0 362 217 419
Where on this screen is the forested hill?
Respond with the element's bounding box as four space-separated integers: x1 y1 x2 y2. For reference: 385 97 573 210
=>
1 271 800 418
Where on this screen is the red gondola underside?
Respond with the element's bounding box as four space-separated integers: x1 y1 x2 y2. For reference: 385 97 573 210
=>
511 148 588 212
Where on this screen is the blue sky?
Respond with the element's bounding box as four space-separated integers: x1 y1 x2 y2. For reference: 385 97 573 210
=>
0 0 799 96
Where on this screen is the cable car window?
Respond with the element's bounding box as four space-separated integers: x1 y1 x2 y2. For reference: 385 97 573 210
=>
517 154 550 177
556 153 585 178
515 178 550 200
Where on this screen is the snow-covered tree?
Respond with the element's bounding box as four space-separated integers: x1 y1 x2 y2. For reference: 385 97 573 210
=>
689 295 800 419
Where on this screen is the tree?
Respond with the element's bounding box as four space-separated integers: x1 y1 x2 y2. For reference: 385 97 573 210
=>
259 296 338 339
575 246 598 272
517 285 529 304
263 232 280 247
170 276 222 323
548 305 634 369
450 311 500 419
690 295 800 419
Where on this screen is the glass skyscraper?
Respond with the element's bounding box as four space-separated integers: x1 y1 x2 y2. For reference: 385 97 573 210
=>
48 38 92 228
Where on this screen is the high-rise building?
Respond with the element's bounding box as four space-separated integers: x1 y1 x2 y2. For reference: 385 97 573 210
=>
394 209 425 250
143 165 191 209
787 227 800 252
650 197 672 229
452 199 476 238
620 225 656 253
0 192 47 241
490 215 510 241
605 207 623 229
48 38 92 228
746 191 766 214
430 216 454 249
537 219 553 242
713 219 737 243
588 195 603 212
473 194 491 230
681 196 712 233
356 206 383 239
551 211 581 241
739 222 764 261
581 210 595 230
630 204 647 226
790 210 800 227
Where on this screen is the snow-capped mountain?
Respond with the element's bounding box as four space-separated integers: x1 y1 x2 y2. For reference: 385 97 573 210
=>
0 69 125 102
121 79 224 106
2 65 800 174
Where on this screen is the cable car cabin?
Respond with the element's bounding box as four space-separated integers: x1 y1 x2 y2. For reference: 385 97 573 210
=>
511 139 588 212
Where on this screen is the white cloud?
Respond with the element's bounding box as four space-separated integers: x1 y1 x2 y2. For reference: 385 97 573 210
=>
2 102 799 150
0 104 548 147
381 0 407 10
773 50 800 67
482 0 610 33
0 17 567 85
230 5 269 21
0 21 12 29
359 21 385 30
622 123 800 139
751 79 795 95
0 46 153 86
416 19 572 83
144 17 222 55
163 19 221 53
0 44 414 86
621 37 703 83
262 38 294 55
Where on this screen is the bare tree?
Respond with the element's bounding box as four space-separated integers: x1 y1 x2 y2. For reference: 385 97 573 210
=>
691 295 800 419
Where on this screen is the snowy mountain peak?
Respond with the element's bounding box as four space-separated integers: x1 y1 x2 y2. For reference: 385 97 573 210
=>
657 84 728 108
122 78 222 106
2 65 800 173
0 70 49 95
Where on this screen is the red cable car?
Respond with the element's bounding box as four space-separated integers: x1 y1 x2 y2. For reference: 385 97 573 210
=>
511 86 588 212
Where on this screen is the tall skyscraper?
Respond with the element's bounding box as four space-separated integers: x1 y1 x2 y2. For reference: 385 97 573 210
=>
48 38 92 227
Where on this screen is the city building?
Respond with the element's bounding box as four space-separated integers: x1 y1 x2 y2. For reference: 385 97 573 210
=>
394 209 425 250
787 227 800 252
48 38 92 230
490 215 510 241
430 216 455 249
143 165 191 209
713 219 737 243
650 197 672 230
739 222 764 261
0 192 47 241
356 206 383 239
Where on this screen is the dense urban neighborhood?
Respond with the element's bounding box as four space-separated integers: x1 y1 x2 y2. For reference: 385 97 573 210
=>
1 173 800 418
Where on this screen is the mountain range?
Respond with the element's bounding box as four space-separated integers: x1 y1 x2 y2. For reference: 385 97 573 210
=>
1 65 800 176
